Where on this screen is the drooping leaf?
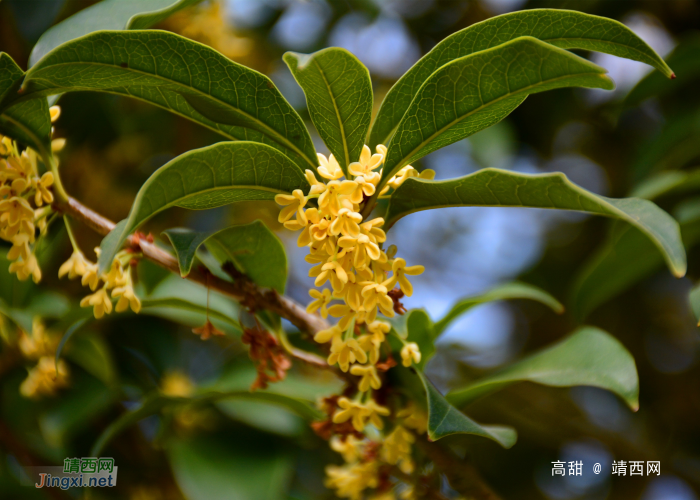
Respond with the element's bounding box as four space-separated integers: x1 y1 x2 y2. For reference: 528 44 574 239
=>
143 274 241 334
140 297 241 334
384 169 686 278
97 141 307 273
397 367 516 447
91 390 321 456
369 9 673 148
571 208 700 320
0 53 52 153
284 48 372 175
29 0 202 67
446 327 640 410
19 30 317 172
162 229 212 277
378 37 615 187
434 282 563 337
164 221 288 293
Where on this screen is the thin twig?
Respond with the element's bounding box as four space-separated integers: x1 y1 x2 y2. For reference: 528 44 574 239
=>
54 197 330 365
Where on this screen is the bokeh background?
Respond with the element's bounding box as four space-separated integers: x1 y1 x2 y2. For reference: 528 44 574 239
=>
1 0 699 498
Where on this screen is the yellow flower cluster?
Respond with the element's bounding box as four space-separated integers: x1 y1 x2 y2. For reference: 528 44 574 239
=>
18 318 70 399
276 145 429 376
59 245 141 319
324 404 427 500
0 107 64 283
276 146 434 499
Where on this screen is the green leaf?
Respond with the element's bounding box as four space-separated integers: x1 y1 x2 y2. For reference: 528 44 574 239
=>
20 30 317 172
140 297 241 334
168 434 292 500
446 327 640 410
689 282 700 325
92 390 321 456
405 309 435 369
399 367 516 447
0 53 52 153
29 0 202 67
384 169 686 278
164 220 288 293
434 282 563 337
97 141 307 274
378 37 614 187
284 48 372 174
571 209 700 320
630 170 700 200
162 229 211 277
369 8 674 148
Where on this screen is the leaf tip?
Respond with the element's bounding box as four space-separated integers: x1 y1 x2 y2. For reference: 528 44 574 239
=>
670 72 676 80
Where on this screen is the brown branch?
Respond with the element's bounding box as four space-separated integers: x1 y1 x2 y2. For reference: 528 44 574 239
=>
55 196 499 500
55 197 329 367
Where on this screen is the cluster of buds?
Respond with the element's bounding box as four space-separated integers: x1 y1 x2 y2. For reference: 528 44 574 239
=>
59 245 141 319
276 145 433 499
241 323 291 391
0 107 64 283
17 318 69 399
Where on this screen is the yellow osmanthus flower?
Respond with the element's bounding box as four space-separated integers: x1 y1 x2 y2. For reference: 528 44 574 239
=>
333 396 390 431
1 118 65 283
59 241 142 319
400 342 422 367
350 363 381 391
58 250 90 279
20 356 69 399
307 288 333 318
328 337 367 372
18 318 57 360
325 461 379 500
330 435 364 463
382 425 416 474
386 258 424 297
80 288 113 319
161 371 195 397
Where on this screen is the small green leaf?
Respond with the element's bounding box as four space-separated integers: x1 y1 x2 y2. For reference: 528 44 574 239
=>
400 368 516 447
384 169 686 278
162 229 211 277
97 141 307 274
434 282 563 337
29 0 202 67
165 221 288 293
20 30 317 172
284 48 372 175
689 282 700 325
369 8 674 148
379 37 614 188
446 327 640 410
405 309 435 369
0 53 52 153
